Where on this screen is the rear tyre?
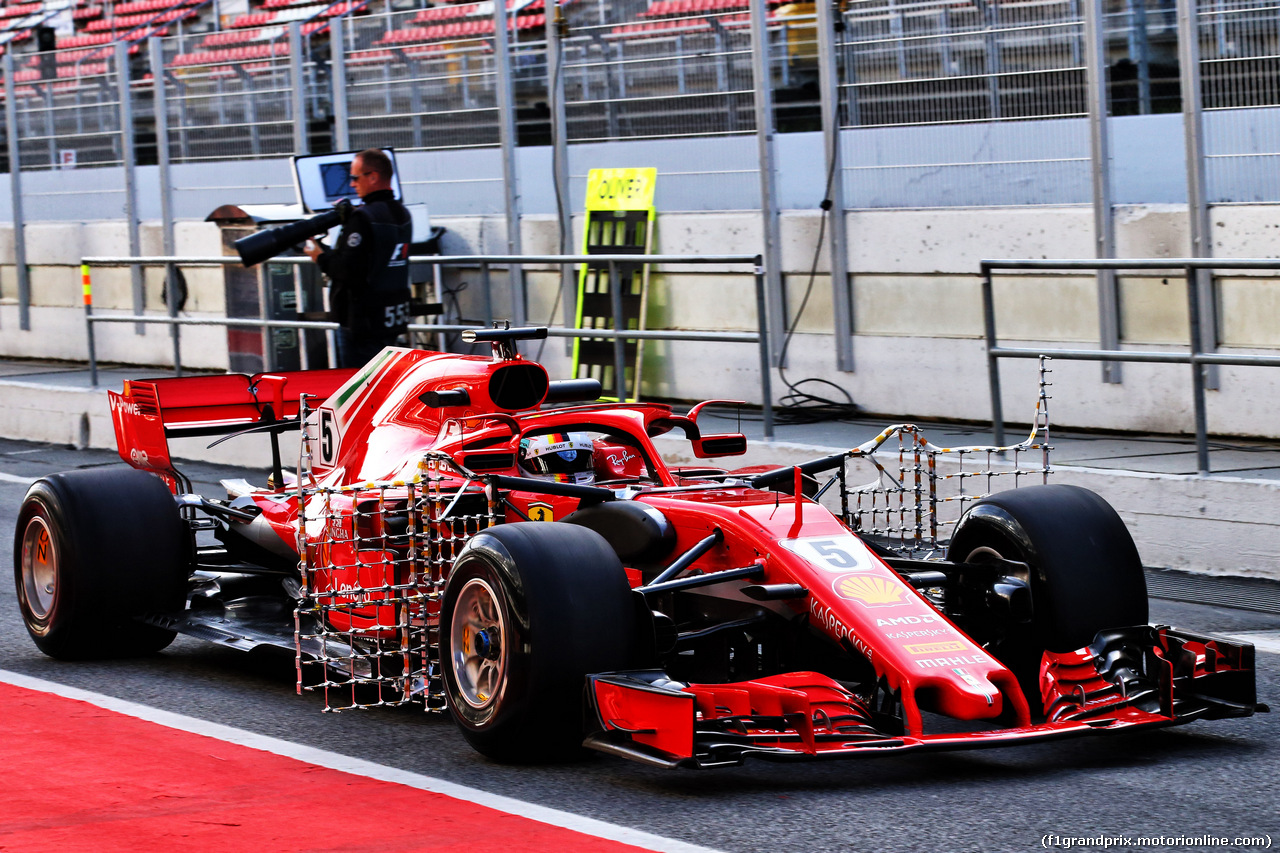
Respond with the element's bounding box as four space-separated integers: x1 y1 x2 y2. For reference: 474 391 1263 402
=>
14 468 189 660
441 522 638 762
947 484 1148 713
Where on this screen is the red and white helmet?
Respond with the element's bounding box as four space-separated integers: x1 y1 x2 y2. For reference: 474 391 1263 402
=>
518 432 596 485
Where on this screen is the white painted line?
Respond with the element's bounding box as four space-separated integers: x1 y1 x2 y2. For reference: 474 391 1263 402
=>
0 471 35 485
0 668 722 853
1221 631 1280 656
0 378 102 394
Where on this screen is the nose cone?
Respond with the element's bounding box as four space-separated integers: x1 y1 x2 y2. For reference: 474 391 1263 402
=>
915 662 1006 720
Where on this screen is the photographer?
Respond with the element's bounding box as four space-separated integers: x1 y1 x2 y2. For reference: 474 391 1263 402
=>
305 149 413 368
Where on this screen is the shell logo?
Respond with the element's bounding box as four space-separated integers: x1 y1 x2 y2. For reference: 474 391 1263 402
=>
833 574 908 606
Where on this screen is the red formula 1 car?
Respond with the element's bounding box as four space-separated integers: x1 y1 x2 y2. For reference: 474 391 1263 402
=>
14 327 1264 767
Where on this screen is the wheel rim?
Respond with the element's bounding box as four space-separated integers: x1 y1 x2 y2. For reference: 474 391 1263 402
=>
964 545 1006 564
20 515 57 620
450 577 507 710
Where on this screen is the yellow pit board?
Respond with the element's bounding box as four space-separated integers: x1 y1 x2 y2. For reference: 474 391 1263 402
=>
572 167 657 403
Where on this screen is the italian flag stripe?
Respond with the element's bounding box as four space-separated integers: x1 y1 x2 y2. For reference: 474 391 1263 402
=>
335 350 394 410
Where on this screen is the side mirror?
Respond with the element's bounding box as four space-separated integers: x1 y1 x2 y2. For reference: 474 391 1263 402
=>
691 433 747 458
686 399 748 425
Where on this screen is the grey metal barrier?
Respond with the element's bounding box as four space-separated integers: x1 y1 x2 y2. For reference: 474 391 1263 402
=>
982 257 1280 475
80 251 776 437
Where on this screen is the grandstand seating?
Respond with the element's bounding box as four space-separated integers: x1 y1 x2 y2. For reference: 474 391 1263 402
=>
13 59 108 78
411 0 543 23
0 0 1207 167
0 0 366 66
15 37 146 75
0 4 44 20
262 0 336 9
84 8 197 32
0 0 561 67
0 4 58 51
606 0 794 38
172 43 280 64
113 0 195 16
56 32 113 48
200 26 274 46
227 0 357 29
372 12 544 46
153 0 361 67
360 0 547 53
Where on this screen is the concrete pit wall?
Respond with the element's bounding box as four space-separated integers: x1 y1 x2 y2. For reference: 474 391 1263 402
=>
0 219 231 368
5 204 1280 437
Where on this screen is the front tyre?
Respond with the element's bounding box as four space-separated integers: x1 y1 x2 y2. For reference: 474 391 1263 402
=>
947 484 1148 713
441 522 638 762
14 468 189 660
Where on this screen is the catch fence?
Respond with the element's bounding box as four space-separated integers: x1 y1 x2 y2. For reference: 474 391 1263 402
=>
0 0 1271 206
6 0 1280 382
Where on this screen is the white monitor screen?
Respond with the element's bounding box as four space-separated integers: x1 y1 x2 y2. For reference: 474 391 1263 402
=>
293 149 402 213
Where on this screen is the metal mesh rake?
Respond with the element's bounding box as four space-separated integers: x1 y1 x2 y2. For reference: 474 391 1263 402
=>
294 412 499 712
840 358 1053 558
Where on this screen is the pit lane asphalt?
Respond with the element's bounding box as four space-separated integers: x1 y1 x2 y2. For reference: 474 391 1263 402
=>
3 439 1279 853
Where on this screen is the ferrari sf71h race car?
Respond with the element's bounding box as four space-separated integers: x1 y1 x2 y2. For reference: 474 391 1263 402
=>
14 326 1263 767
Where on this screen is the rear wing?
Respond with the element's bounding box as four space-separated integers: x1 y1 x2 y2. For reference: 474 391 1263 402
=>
108 368 356 490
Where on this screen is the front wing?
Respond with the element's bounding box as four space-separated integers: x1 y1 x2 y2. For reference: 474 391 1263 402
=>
583 626 1264 768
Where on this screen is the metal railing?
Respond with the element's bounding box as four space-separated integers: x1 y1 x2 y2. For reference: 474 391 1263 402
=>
80 250 778 436
982 257 1280 474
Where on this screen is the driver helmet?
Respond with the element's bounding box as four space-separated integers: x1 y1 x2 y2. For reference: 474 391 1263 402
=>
518 432 596 485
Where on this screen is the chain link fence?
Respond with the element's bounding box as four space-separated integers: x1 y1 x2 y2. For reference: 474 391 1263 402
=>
12 41 125 169
159 30 303 161
1197 0 1280 202
559 0 769 211
6 0 1280 215
342 6 502 152
836 0 1093 208
561 5 757 141
839 0 1086 127
1199 0 1280 109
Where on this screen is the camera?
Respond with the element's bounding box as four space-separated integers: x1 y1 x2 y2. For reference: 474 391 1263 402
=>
233 201 350 267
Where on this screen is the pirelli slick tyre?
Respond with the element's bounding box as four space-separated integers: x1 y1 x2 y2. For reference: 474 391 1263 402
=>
947 484 1148 714
441 522 639 763
14 468 189 660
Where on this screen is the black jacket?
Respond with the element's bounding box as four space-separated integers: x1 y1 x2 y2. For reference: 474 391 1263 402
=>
317 190 414 339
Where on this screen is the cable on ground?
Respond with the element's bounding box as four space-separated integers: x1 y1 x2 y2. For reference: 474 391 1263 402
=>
771 141 860 425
